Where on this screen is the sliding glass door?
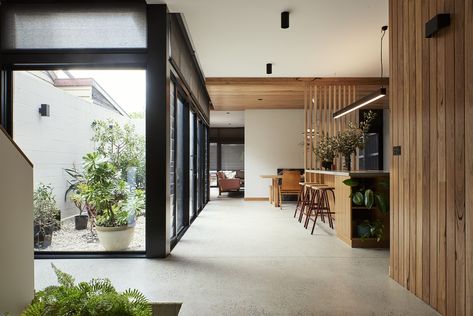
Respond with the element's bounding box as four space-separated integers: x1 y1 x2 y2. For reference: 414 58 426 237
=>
175 94 188 235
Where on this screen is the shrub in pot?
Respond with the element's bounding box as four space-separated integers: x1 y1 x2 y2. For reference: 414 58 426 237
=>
77 152 138 251
65 166 91 230
33 183 60 249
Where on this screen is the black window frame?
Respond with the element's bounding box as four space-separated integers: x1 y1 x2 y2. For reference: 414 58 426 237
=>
0 3 171 259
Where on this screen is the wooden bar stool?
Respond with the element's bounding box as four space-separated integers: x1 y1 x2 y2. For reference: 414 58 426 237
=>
301 184 327 226
294 182 322 222
305 186 335 234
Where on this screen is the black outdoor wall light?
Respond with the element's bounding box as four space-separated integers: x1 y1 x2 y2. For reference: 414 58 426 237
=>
39 104 50 117
266 63 272 74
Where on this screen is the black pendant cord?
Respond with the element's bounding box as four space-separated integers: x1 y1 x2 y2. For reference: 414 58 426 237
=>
380 25 388 88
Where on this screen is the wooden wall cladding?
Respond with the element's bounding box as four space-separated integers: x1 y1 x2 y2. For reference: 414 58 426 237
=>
389 0 472 315
303 79 388 175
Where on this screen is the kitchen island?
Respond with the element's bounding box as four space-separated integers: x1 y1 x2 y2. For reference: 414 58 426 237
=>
305 169 390 248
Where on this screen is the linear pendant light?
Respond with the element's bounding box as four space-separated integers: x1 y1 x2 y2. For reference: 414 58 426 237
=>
333 25 388 119
332 88 386 118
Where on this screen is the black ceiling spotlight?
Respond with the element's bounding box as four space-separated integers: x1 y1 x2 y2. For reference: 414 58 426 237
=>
266 63 272 75
281 11 290 29
39 104 50 117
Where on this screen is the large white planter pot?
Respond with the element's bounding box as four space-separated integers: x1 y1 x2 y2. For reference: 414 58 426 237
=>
96 225 135 251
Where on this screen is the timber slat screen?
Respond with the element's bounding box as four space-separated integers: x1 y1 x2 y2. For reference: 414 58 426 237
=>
389 0 472 315
303 79 388 183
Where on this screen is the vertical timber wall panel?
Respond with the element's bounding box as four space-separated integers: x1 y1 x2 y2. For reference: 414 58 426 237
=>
389 1 470 315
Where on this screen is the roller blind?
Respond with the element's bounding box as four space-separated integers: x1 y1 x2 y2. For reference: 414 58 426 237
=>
209 143 217 171
0 3 147 50
221 144 244 171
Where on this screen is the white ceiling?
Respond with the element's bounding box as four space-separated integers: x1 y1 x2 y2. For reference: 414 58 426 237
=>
210 111 245 127
149 0 389 77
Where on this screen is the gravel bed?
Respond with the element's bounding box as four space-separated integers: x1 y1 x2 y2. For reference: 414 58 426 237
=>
36 216 145 252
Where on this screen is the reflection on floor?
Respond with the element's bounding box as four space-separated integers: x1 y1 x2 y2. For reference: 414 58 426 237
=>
35 188 439 316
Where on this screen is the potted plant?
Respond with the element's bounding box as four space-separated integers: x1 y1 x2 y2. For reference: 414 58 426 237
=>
22 264 153 316
77 152 136 251
33 183 60 249
313 132 337 170
334 111 376 171
342 178 389 214
65 166 89 230
357 219 385 242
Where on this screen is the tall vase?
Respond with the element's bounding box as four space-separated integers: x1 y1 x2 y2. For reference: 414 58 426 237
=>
344 155 352 171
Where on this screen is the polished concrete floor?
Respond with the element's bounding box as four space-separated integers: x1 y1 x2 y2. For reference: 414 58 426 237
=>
35 189 439 316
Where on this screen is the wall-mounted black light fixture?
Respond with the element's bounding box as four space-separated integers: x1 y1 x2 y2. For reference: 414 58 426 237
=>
281 11 290 29
266 63 272 74
425 13 451 38
39 104 50 117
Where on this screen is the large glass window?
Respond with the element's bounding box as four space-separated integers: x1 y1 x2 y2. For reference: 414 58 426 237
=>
13 70 146 252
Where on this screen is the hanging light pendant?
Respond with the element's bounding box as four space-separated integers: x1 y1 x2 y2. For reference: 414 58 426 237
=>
333 88 386 118
333 25 388 119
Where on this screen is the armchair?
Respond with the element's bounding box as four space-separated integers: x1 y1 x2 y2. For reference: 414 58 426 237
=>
217 171 241 195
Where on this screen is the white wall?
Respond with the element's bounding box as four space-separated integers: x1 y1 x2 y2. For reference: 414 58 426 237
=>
244 109 304 198
0 130 34 315
13 72 138 219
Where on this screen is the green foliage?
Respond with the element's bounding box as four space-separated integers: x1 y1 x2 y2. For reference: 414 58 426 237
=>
91 119 145 189
22 264 151 316
129 112 145 119
77 152 133 228
359 219 385 242
342 178 360 187
64 165 88 216
342 178 389 213
33 183 60 233
364 189 374 209
375 193 388 214
334 110 376 158
313 132 337 162
352 191 364 205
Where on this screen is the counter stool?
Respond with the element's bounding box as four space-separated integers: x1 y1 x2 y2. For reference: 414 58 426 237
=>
300 184 327 225
305 185 335 234
294 182 323 223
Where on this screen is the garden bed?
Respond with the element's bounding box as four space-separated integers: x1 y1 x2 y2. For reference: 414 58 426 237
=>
35 216 145 251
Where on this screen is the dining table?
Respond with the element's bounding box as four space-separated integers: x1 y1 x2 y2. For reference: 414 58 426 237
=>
260 175 283 207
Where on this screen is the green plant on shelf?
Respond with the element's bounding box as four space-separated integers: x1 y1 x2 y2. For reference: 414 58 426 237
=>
358 219 385 242
22 264 151 316
342 178 389 214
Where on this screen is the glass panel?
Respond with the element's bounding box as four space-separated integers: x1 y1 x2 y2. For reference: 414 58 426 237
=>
175 96 186 233
13 70 146 252
189 111 196 219
169 81 176 238
209 142 218 187
221 144 244 171
1 4 146 49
